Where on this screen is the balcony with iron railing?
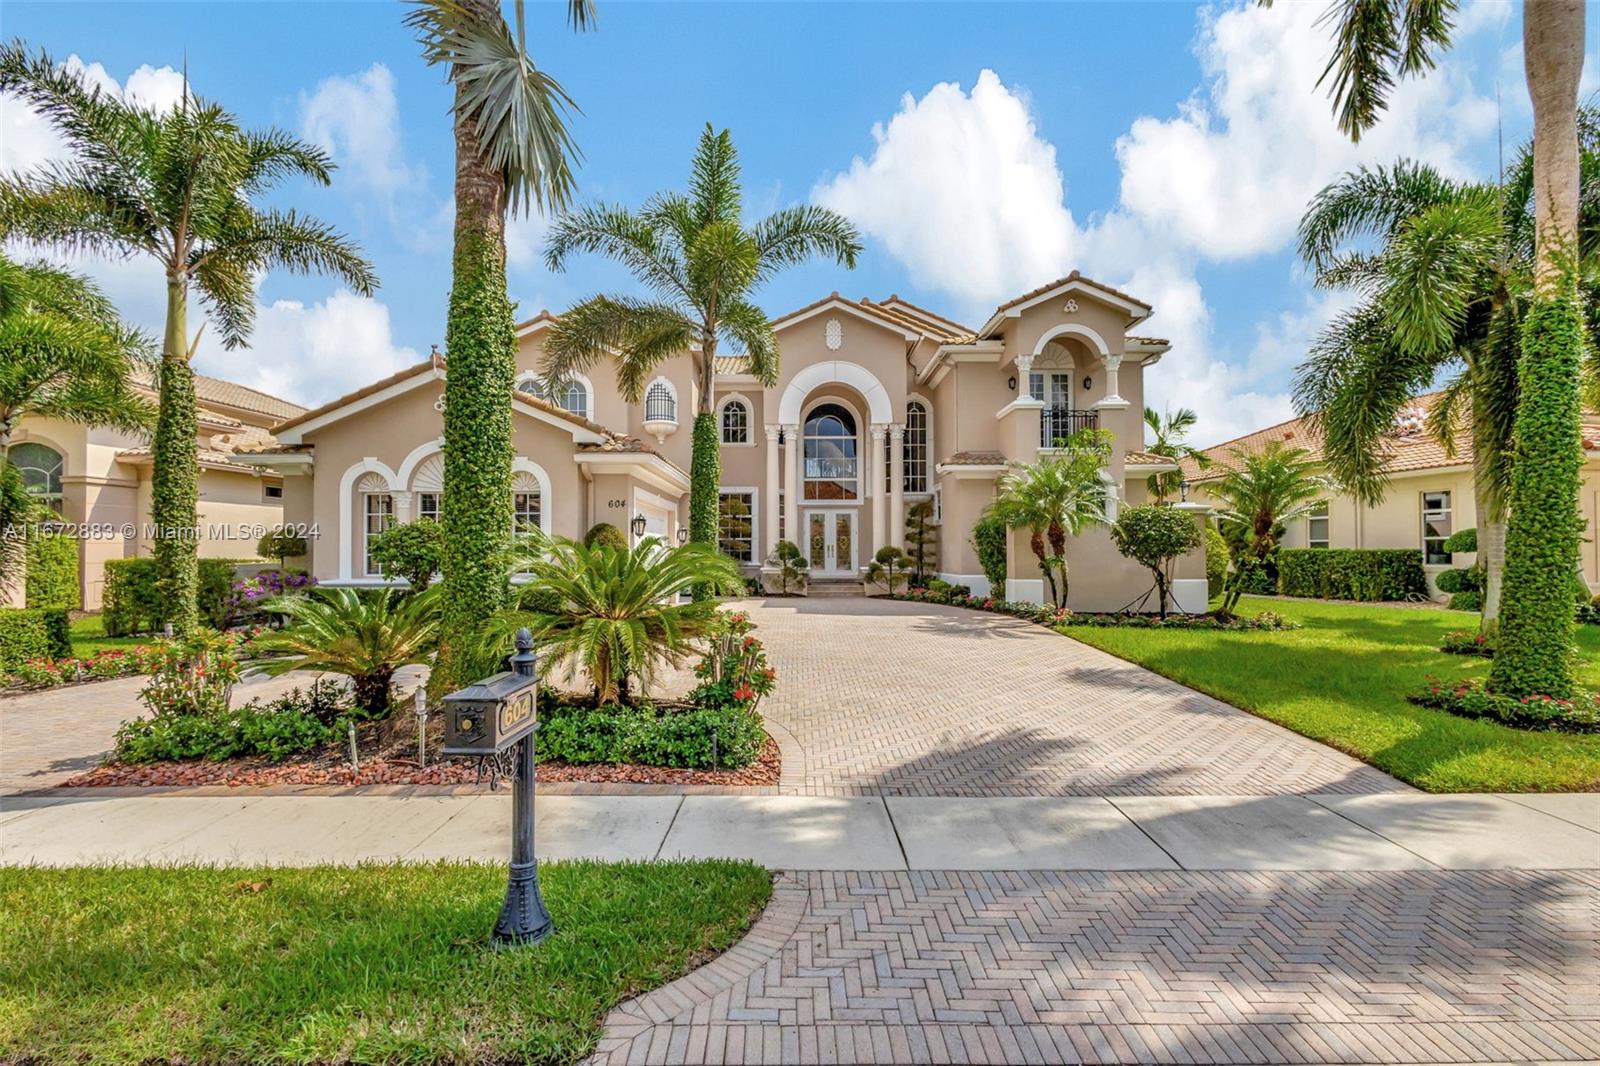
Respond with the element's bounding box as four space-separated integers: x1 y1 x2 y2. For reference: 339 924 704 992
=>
1040 407 1098 448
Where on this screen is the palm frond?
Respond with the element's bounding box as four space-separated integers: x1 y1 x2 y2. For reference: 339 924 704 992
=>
543 202 690 304
717 297 779 388
1297 159 1460 275
688 124 741 231
750 204 862 284
543 295 693 402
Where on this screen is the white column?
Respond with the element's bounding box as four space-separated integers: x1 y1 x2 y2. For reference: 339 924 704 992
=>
1095 353 1128 409
889 423 905 550
763 424 781 558
1014 353 1035 401
391 491 413 523
869 423 888 555
782 423 800 557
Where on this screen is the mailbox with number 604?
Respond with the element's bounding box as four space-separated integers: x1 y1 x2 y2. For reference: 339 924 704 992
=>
442 663 539 755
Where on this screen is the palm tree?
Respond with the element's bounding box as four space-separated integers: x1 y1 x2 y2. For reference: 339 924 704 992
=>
406 0 593 688
1287 0 1587 698
1143 406 1208 503
541 125 863 548
985 429 1113 608
1294 136 1600 631
252 586 442 715
1209 441 1327 617
0 44 376 634
487 535 741 704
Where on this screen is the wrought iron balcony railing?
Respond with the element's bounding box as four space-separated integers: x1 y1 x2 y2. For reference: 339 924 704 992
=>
1040 407 1099 448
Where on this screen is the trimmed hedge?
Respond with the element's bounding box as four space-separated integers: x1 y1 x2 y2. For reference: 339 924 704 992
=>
1204 526 1228 599
24 531 78 610
971 515 1008 596
1277 548 1427 602
535 700 765 770
103 557 244 636
0 607 71 672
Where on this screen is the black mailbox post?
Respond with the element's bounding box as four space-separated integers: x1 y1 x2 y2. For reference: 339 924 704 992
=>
442 628 553 947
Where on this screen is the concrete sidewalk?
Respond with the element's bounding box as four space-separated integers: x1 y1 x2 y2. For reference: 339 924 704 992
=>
2 790 1595 870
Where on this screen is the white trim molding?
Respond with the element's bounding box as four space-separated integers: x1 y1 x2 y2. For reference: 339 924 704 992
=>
716 392 756 447
277 365 444 444
1031 321 1112 359
511 457 554 534
338 457 400 582
777 360 894 425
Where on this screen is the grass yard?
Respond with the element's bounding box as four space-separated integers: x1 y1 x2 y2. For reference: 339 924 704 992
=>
0 859 771 1065
1065 596 1600 793
68 613 150 656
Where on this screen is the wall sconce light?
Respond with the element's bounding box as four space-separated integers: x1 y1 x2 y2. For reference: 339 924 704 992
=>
1179 479 1190 503
630 513 648 538
676 527 688 545
1007 376 1017 391
1082 375 1093 391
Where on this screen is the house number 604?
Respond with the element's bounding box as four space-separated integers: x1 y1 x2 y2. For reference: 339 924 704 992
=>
607 498 627 509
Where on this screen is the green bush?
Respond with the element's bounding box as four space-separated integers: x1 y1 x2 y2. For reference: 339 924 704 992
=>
368 518 445 590
0 607 71 671
1448 590 1484 612
582 522 628 552
1235 561 1278 596
1277 548 1427 601
1110 504 1202 618
256 529 308 567
535 701 765 770
1435 567 1475 594
103 557 242 635
970 514 1008 596
1410 677 1599 734
113 691 346 764
24 531 78 610
1442 528 1477 554
1204 526 1228 599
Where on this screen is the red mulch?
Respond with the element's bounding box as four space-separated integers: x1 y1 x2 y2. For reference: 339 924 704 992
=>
61 736 781 790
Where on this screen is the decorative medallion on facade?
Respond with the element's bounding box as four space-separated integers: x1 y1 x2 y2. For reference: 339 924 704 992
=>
433 395 446 413
824 317 843 351
1064 299 1079 313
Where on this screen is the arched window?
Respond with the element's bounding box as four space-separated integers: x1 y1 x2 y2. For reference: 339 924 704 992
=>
517 374 589 418
356 471 394 577
11 442 63 512
804 403 857 500
644 379 677 424
720 398 750 444
904 401 928 493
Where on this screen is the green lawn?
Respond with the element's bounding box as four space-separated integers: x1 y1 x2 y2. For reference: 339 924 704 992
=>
1064 596 1600 793
67 613 150 656
0 860 771 1065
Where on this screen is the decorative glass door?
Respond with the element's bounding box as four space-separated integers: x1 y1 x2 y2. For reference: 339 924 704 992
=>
806 510 856 577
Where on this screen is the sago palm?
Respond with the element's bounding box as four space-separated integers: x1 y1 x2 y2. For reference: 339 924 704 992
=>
488 535 741 704
985 429 1112 608
1281 0 1586 697
406 0 592 688
542 125 862 547
1209 442 1327 617
1143 406 1208 503
251 586 442 715
0 43 376 634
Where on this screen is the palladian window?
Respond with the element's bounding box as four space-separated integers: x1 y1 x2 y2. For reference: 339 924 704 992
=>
804 403 857 501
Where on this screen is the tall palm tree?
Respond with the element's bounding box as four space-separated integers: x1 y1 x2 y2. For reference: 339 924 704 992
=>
1210 441 1327 617
1143 406 1208 503
407 0 593 688
542 125 863 548
985 429 1112 608
0 44 376 634
1285 0 1587 697
1295 136 1600 630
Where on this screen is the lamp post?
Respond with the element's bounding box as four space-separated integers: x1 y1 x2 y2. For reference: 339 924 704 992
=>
413 686 428 767
493 629 553 947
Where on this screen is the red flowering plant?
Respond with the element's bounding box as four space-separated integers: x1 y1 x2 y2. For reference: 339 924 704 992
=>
3 647 149 690
690 610 777 711
1439 629 1495 657
1410 676 1600 733
137 628 241 718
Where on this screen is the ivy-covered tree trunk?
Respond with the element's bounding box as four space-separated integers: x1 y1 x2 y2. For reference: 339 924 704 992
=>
688 348 720 547
152 274 199 634
435 63 515 691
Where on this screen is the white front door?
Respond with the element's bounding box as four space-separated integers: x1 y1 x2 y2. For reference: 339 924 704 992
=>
806 509 856 577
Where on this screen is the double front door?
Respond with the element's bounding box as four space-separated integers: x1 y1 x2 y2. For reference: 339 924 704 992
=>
806 509 857 577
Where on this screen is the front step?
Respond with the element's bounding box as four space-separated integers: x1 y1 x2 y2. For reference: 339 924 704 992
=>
807 578 866 598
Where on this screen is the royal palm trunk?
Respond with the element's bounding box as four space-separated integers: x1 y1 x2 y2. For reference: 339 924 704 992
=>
688 343 720 548
436 17 516 689
152 273 199 633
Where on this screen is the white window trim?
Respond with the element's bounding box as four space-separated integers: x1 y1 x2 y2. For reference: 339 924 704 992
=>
717 485 760 565
362 490 395 578
643 376 679 425
904 395 933 494
717 393 756 447
1422 490 1453 565
511 458 553 534
1307 501 1331 550
338 458 400 581
515 369 594 420
801 396 864 504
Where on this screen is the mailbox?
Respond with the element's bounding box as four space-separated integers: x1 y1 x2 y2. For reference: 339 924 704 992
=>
442 642 539 756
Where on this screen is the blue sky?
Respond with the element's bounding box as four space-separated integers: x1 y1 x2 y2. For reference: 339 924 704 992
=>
2 1 1591 445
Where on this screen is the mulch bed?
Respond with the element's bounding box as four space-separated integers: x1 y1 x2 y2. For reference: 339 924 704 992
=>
61 735 782 790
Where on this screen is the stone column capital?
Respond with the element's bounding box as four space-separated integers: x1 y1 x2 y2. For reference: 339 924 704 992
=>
889 423 905 442
870 422 889 440
764 424 782 441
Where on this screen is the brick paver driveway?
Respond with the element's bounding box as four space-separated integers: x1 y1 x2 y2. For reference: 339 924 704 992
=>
748 597 1403 796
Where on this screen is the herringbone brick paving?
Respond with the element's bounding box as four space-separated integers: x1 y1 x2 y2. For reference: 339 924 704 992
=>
590 868 1600 1064
745 598 1403 797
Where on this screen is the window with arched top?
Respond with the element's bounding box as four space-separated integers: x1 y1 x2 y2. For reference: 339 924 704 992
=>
355 471 394 576
804 403 857 500
645 379 677 424
720 399 750 444
517 374 589 419
511 470 542 541
11 442 64 512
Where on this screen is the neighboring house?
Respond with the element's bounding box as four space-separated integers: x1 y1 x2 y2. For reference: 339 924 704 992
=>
256 273 1211 611
7 371 304 609
1180 395 1600 596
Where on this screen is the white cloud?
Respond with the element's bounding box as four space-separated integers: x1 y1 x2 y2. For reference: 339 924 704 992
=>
299 64 414 215
813 69 1076 314
0 55 185 174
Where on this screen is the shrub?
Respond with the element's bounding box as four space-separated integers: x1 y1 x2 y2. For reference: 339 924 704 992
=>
197 558 239 629
0 607 71 672
1440 629 1494 657
24 530 78 610
138 629 241 718
926 578 970 598
1442 528 1477 554
970 514 1008 596
1204 526 1228 599
864 545 911 594
256 529 309 568
368 518 445 591
103 557 242 635
1410 677 1599 734
1579 594 1600 626
226 569 315 626
1276 548 1427 601
768 539 808 594
535 700 765 770
1110 504 1202 618
1235 560 1278 596
582 522 628 552
1448 590 1484 612
2 647 146 690
689 610 777 710
1435 568 1472 594
114 685 348 764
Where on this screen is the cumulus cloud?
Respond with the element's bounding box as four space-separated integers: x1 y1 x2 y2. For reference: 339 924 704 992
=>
299 65 418 224
0 55 185 174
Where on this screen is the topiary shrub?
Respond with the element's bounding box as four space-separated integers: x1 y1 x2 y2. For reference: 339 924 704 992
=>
1110 504 1202 618
1448 590 1484 612
368 518 445 590
971 514 1008 597
582 522 628 552
1204 526 1228 599
1442 528 1477 554
1277 548 1427 601
864 545 911 594
0 607 71 672
768 539 808 594
24 530 78 610
1435 568 1470 594
104 557 242 635
256 529 308 568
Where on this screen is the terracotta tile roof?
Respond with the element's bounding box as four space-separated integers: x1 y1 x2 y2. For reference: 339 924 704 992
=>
990 271 1152 318
117 446 278 473
1127 336 1171 347
860 297 971 343
1124 450 1178 467
232 442 313 456
132 367 306 421
940 450 1009 467
714 355 752 375
876 294 975 338
272 352 445 433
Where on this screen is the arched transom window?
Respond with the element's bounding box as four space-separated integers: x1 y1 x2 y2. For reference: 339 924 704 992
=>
804 403 857 501
517 374 589 419
721 398 750 444
644 379 677 424
11 442 63 512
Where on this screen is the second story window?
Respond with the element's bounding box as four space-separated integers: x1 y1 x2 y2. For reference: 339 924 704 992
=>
904 401 928 493
721 399 749 444
645 379 677 424
804 403 857 500
517 374 589 419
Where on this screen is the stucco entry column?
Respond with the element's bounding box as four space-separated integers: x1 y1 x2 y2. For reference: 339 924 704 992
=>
869 423 887 555
763 424 781 558
889 423 905 549
782 422 800 557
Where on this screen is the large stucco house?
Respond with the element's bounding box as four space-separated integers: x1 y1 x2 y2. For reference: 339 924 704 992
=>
7 372 304 610
1181 396 1600 597
250 273 1212 612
